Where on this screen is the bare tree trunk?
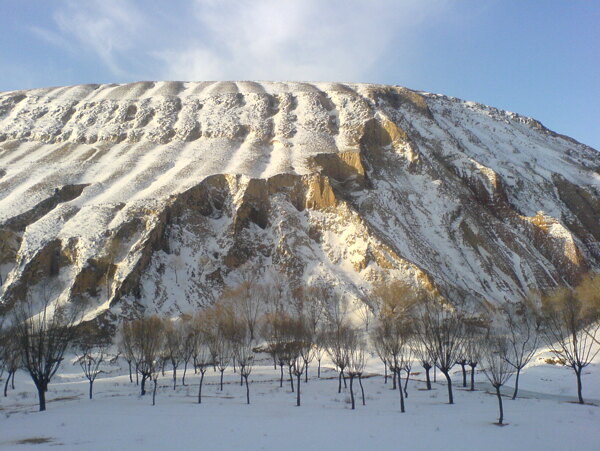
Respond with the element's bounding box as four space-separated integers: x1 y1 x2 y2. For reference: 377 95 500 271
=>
317 359 321 378
442 370 454 404
424 364 431 390
135 365 139 385
495 385 504 424
37 384 47 412
244 375 250 405
359 375 365 406
342 370 347 389
128 361 133 383
182 361 188 386
433 365 436 382
404 371 410 398
469 364 476 391
511 368 521 400
141 375 148 396
392 371 397 390
397 371 405 413
289 366 294 393
304 360 309 383
4 371 12 397
384 361 388 384
220 369 225 391
152 379 157 406
279 364 284 388
460 362 467 388
172 366 177 390
296 373 301 406
89 380 94 400
575 365 584 404
338 371 343 393
197 371 205 404
349 375 355 410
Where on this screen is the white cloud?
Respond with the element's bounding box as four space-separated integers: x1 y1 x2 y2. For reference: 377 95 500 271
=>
41 0 450 82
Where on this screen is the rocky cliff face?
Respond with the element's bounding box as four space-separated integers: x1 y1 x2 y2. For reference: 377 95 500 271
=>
0 81 598 320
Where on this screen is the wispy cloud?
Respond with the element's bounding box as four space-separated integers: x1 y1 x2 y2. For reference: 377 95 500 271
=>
37 0 449 82
52 0 144 77
157 0 450 82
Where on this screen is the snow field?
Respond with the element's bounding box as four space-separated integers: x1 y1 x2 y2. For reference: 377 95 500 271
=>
0 349 598 451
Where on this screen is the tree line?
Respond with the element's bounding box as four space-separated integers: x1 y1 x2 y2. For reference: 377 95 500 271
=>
1 271 599 426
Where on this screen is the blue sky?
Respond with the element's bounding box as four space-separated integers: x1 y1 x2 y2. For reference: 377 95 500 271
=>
1 0 598 149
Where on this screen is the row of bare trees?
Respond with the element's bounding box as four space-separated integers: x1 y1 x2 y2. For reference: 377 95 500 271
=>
366 274 600 424
1 272 599 424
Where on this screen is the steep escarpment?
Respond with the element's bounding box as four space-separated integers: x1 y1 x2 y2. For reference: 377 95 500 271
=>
0 81 598 320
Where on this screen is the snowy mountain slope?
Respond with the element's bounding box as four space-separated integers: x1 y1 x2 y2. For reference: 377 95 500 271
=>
0 81 598 319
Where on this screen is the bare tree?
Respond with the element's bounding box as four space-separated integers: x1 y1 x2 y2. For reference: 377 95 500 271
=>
224 266 264 341
380 316 412 412
13 285 84 411
191 313 212 404
293 285 325 337
117 323 136 384
347 332 366 410
74 332 111 400
291 352 305 406
261 311 302 391
500 300 541 399
2 332 19 397
215 335 232 391
402 350 412 399
325 323 353 394
356 298 374 332
541 279 600 404
415 297 466 405
293 286 325 381
260 311 288 386
464 335 481 391
372 280 422 321
264 274 290 316
299 337 314 384
578 273 600 345
456 346 468 388
411 336 433 390
235 331 254 405
162 319 184 390
322 289 349 332
281 318 306 394
215 301 243 391
123 316 164 403
169 252 185 285
481 334 514 425
195 305 220 372
179 316 195 386
371 324 390 385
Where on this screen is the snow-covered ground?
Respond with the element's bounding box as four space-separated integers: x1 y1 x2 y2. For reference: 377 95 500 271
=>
1 346 598 451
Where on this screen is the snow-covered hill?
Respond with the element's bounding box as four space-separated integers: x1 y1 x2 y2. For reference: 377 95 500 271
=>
0 81 598 319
